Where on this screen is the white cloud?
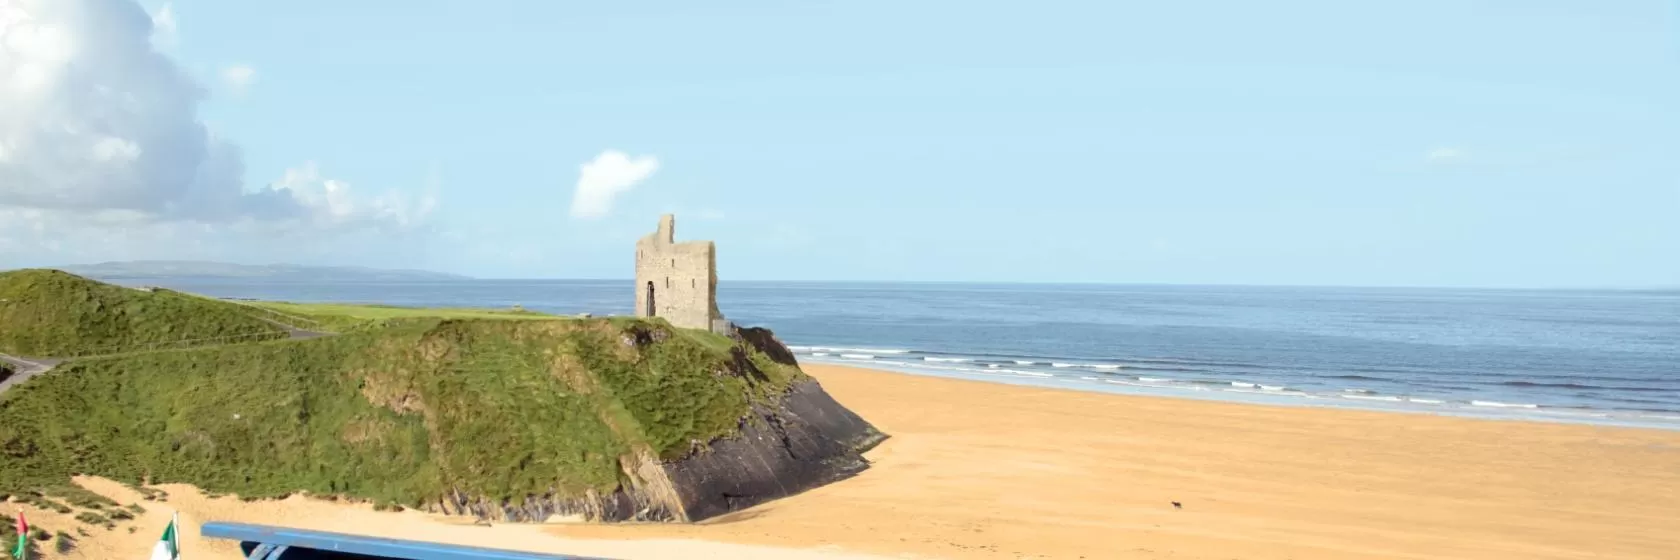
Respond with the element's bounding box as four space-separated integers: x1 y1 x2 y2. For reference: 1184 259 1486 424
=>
569 150 659 219
263 162 438 230
0 0 433 255
150 2 177 50
1426 147 1466 163
221 64 255 94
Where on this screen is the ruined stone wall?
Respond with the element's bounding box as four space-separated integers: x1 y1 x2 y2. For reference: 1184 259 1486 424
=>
634 215 724 331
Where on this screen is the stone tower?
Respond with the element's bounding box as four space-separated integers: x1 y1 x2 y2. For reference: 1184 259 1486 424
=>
634 214 729 333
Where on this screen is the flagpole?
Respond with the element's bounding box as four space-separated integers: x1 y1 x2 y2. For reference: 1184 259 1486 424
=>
174 511 180 560
13 506 25 560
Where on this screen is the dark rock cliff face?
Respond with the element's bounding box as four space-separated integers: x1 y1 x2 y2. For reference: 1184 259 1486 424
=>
665 377 886 521
427 326 886 524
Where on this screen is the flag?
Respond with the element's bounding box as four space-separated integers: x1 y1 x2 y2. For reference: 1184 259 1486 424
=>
149 513 179 560
9 510 24 560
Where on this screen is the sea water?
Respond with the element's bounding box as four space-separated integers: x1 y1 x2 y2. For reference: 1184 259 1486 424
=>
121 279 1680 430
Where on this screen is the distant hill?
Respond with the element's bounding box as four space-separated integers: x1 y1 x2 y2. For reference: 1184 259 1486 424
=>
55 260 470 281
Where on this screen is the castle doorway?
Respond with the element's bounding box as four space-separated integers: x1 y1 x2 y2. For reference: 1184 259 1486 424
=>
645 281 656 316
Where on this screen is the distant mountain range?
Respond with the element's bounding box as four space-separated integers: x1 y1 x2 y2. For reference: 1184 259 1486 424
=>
54 260 471 281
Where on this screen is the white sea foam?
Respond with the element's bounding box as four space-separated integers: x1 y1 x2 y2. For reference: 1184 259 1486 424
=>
812 352 829 357
1137 376 1172 383
1259 384 1286 392
1051 362 1077 368
838 353 875 360
987 363 1001 368
1471 400 1538 409
1406 398 1444 404
1091 364 1122 370
1342 394 1404 402
791 346 910 355
1079 376 1099 381
1537 409 1609 418
1014 360 1036 365
1230 381 1257 388
923 357 971 363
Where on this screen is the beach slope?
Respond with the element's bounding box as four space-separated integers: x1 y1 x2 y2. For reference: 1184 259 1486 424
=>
559 364 1680 559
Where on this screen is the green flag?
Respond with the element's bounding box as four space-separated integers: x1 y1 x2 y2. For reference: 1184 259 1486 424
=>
149 514 179 560
9 510 25 560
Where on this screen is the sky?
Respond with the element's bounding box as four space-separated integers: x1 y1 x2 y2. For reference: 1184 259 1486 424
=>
0 0 1675 287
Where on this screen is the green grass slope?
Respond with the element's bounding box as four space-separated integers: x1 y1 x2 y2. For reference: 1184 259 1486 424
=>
0 269 287 356
0 317 802 511
241 300 557 333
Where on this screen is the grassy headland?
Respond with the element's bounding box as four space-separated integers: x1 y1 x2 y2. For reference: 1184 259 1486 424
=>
0 269 287 356
0 272 804 524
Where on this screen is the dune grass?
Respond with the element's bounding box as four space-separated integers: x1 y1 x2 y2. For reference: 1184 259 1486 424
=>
0 269 286 356
0 316 802 511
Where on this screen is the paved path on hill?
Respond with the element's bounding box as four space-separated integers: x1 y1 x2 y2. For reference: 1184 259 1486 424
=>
0 353 63 393
0 318 334 395
257 317 333 340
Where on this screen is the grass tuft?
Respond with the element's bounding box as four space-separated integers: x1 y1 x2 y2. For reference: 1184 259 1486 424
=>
72 511 111 529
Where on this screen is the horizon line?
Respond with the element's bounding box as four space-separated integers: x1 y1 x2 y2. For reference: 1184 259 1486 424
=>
458 277 1680 292
14 265 1674 292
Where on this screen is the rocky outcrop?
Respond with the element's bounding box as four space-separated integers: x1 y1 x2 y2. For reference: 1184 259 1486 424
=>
664 377 886 520
425 326 885 524
736 326 801 367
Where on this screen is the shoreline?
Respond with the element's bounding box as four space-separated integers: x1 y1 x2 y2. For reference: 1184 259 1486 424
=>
552 364 1680 559
15 363 1680 559
793 352 1680 431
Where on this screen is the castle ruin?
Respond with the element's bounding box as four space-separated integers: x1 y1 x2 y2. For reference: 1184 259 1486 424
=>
635 214 730 333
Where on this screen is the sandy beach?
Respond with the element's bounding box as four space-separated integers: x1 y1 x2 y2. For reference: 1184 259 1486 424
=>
17 364 1680 559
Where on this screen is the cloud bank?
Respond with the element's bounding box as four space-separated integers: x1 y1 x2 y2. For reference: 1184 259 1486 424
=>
0 0 432 245
570 150 660 219
148 2 175 49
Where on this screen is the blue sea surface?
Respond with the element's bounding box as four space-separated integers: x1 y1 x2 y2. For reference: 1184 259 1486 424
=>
119 278 1680 430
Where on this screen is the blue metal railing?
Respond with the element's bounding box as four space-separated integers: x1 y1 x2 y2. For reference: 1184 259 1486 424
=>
200 521 616 560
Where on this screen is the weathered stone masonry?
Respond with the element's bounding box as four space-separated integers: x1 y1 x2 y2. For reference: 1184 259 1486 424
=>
634 214 730 333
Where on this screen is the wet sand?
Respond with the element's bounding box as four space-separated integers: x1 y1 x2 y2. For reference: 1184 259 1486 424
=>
16 364 1680 559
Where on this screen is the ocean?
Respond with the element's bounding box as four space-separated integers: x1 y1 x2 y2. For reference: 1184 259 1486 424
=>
116 278 1680 430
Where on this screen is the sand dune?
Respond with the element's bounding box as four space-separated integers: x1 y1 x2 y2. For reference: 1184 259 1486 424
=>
13 364 1680 559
